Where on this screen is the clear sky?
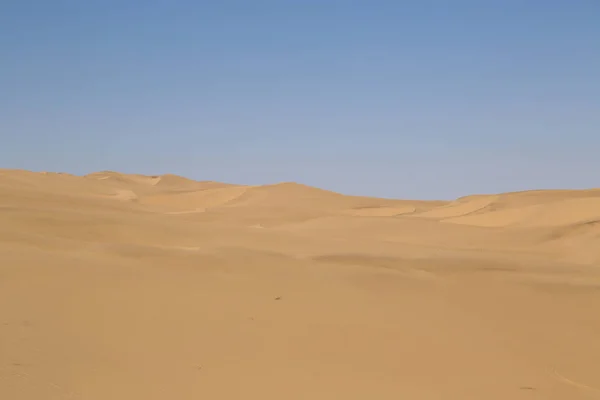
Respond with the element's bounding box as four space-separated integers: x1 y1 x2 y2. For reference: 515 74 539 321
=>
1 1 598 199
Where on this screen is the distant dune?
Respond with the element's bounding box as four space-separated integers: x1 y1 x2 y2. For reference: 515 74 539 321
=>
411 195 497 219
1 169 599 399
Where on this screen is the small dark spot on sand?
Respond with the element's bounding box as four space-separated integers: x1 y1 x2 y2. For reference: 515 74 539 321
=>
520 386 536 391
274 296 282 301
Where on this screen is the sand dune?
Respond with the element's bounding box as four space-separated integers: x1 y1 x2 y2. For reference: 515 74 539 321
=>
412 195 497 219
342 205 416 217
1 169 599 400
140 185 251 212
446 196 600 228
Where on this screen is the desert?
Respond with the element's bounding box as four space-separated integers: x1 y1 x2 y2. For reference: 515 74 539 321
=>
1 168 599 399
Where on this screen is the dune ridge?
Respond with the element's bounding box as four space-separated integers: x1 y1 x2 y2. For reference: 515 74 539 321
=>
2 168 598 262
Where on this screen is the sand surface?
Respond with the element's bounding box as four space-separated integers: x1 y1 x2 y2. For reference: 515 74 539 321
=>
1 169 599 399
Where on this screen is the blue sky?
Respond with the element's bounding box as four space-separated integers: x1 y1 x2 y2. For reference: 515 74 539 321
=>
1 1 598 199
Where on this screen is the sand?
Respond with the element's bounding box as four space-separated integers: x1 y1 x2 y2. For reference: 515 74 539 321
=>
1 169 599 399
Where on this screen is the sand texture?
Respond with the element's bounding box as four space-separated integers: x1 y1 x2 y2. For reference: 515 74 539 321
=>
1 169 599 399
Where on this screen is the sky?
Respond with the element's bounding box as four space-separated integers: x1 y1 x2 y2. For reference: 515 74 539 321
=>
1 1 599 199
